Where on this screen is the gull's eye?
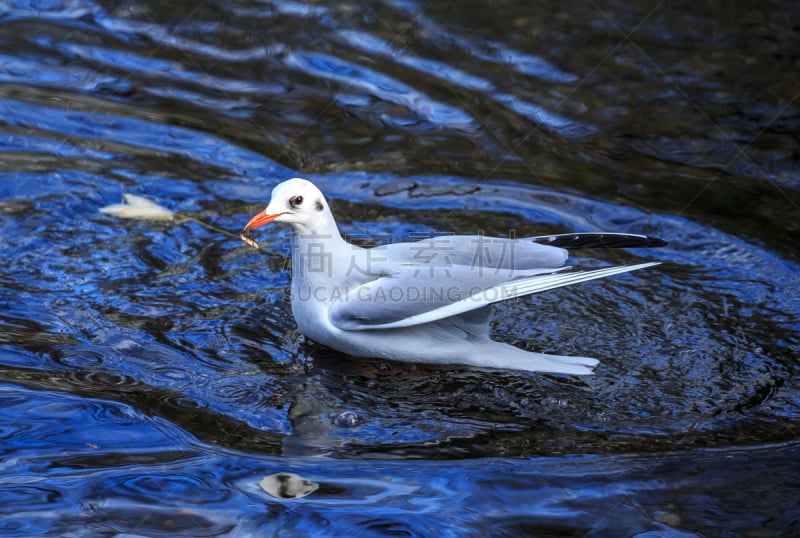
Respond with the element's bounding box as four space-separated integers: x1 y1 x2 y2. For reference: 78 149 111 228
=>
289 195 304 208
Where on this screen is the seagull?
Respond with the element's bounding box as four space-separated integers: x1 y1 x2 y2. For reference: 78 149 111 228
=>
242 178 666 375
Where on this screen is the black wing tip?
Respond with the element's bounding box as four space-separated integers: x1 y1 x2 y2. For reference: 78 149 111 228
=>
532 232 668 249
643 236 668 248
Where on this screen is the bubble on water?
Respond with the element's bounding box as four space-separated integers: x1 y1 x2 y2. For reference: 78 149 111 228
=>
332 410 362 427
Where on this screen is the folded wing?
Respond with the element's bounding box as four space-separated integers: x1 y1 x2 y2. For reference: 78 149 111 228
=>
380 235 568 272
329 261 660 331
376 231 665 272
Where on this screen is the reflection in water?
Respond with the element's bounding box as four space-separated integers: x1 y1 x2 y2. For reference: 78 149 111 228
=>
0 0 798 535
260 472 319 499
3 381 798 535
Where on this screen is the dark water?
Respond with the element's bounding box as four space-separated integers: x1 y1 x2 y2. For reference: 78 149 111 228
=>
1 0 799 535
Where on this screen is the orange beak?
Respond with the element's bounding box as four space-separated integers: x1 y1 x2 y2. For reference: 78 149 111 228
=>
242 210 287 233
240 210 288 249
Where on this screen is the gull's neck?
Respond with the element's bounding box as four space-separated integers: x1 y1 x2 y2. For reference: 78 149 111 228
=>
288 212 355 285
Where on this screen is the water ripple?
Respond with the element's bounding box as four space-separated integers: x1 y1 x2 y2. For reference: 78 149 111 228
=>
0 98 286 176
494 93 597 138
338 29 496 93
284 50 477 131
0 0 102 20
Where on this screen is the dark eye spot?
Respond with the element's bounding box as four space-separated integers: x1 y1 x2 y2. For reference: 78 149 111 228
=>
315 200 324 212
289 195 303 208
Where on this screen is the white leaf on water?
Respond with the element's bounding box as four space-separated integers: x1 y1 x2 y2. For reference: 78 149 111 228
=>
99 194 175 221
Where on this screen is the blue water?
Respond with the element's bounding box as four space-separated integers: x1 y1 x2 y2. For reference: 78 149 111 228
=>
1 0 799 535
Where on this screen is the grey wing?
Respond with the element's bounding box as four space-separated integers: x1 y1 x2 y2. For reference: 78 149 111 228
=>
329 262 661 331
328 263 548 330
380 235 568 273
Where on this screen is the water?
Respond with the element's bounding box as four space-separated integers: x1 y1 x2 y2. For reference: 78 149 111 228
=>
1 0 798 535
